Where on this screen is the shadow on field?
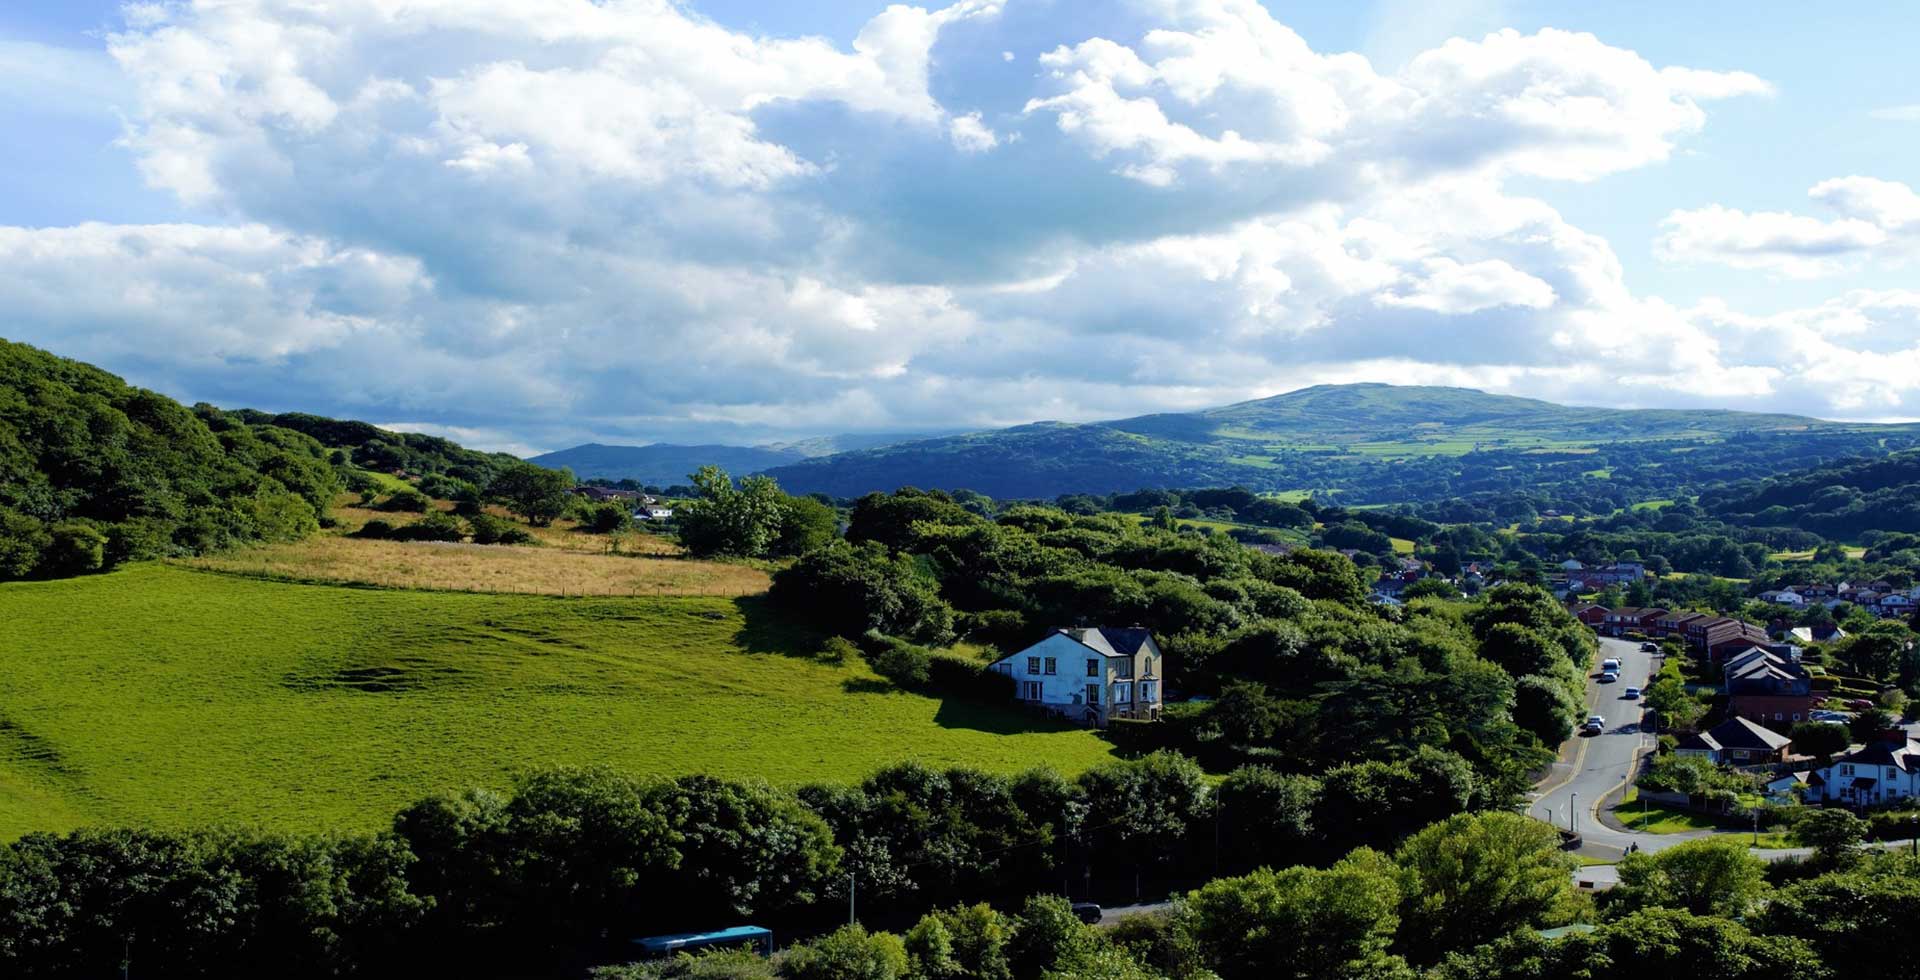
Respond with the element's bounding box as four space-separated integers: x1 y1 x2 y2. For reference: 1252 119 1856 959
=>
729 596 836 662
931 699 1095 736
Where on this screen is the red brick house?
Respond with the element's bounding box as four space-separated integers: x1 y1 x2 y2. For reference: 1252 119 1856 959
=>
1724 647 1819 725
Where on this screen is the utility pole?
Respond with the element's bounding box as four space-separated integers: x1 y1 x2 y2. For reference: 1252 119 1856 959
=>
848 874 856 925
1570 792 1578 834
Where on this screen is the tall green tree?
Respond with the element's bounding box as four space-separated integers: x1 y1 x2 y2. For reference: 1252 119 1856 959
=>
485 462 575 526
677 466 790 558
1393 812 1575 961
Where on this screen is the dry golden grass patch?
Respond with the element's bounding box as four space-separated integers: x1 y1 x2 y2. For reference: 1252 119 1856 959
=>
326 494 681 556
182 535 767 597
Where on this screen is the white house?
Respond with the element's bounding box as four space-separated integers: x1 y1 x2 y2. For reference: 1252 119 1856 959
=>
634 506 675 521
1757 589 1807 606
990 627 1164 727
1807 734 1920 806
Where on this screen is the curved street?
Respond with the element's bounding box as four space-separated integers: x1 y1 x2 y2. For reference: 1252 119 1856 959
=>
1528 634 1916 882
1530 636 1662 854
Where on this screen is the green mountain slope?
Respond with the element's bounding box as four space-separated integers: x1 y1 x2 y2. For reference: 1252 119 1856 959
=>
765 384 1916 500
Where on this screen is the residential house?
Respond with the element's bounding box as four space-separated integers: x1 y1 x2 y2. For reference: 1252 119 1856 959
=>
1652 610 1708 638
1570 602 1610 627
1877 593 1915 619
1807 732 1920 806
634 506 674 521
1674 716 1793 765
1569 562 1648 591
1684 616 1771 662
1757 589 1807 606
1789 624 1849 645
989 627 1164 727
1600 607 1666 637
1723 647 1819 725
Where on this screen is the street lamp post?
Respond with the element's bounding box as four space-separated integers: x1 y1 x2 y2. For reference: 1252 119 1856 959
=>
1570 792 1578 834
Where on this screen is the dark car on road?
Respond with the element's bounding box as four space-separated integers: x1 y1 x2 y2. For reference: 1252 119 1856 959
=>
1072 903 1102 924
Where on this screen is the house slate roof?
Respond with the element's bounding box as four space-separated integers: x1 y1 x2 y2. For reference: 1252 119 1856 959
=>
1701 716 1792 752
1837 737 1920 773
1063 627 1155 658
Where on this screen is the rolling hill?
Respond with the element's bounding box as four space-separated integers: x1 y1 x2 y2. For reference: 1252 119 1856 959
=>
527 442 807 483
763 384 1919 500
528 431 946 484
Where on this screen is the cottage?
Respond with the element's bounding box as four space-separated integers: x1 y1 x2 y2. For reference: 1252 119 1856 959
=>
1807 733 1920 806
990 627 1164 727
1673 716 1793 765
1757 589 1806 606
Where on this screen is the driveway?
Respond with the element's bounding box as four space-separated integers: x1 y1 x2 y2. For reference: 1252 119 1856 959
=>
1530 636 1661 854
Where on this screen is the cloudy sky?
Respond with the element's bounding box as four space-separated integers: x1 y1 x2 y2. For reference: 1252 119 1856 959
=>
3 1 1918 456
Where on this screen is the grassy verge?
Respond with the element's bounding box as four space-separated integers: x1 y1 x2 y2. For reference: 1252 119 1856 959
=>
0 565 1117 839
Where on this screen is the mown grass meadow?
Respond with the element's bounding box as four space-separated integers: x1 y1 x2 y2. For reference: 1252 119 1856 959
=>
0 564 1118 839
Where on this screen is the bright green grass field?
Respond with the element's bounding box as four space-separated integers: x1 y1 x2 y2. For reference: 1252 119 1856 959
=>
0 565 1118 840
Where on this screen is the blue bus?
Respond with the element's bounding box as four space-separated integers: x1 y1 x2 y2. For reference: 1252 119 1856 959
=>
632 925 773 958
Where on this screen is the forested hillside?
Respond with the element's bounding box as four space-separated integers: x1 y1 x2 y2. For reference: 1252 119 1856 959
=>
1703 449 1920 538
226 409 522 487
0 339 342 579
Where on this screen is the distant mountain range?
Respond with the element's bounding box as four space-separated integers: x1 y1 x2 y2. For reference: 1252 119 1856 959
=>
527 431 943 484
530 384 1920 501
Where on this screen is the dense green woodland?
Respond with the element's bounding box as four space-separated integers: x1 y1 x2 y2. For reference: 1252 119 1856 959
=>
223 409 526 489
2 761 1911 979
0 339 342 578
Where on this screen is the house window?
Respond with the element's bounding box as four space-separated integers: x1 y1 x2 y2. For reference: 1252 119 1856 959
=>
1019 681 1042 700
1890 768 1899 780
1141 681 1158 702
1026 657 1039 675
1841 765 1854 776
1085 684 1101 705
1114 660 1133 679
1774 713 1784 721
1086 659 1100 677
1113 682 1132 704
1044 657 1057 676
1792 713 1801 721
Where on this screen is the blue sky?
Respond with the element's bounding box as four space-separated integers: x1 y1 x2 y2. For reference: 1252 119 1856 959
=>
2 1 1917 454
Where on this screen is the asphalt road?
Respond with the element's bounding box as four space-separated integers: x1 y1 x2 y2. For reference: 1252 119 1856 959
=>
1529 636 1660 852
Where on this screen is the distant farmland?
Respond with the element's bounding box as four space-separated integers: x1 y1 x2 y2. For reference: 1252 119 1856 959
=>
0 565 1116 839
